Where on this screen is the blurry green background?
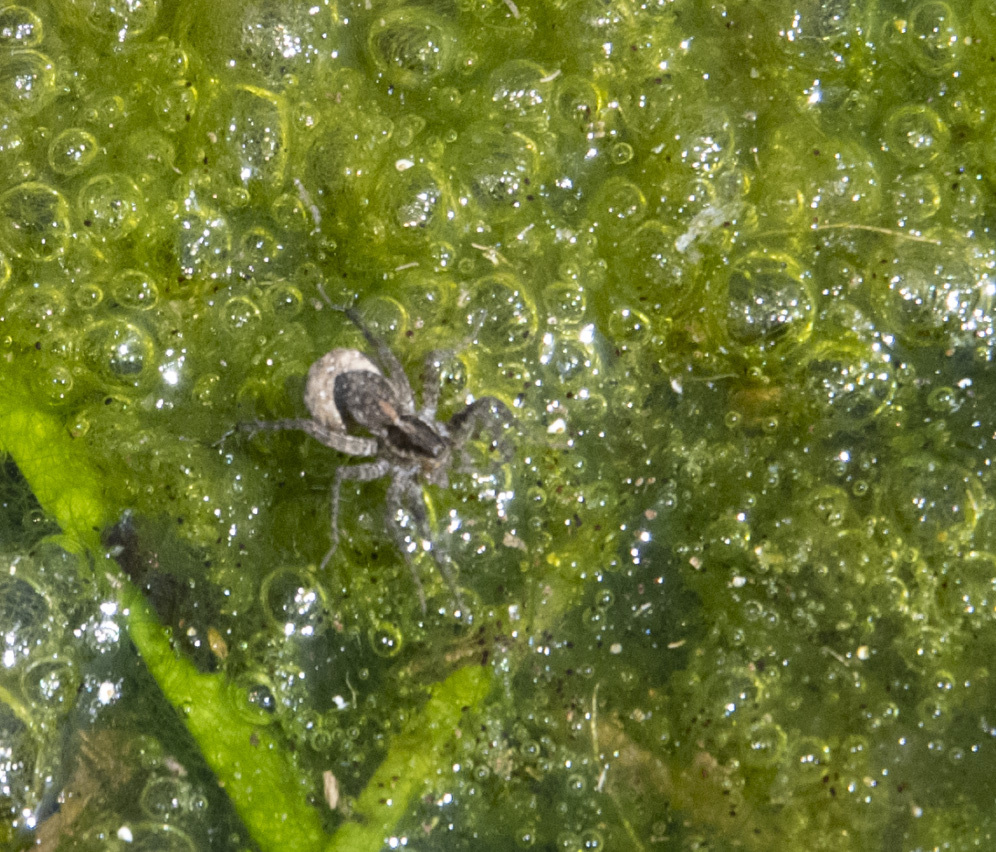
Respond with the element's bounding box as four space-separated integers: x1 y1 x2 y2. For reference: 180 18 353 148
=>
0 0 994 849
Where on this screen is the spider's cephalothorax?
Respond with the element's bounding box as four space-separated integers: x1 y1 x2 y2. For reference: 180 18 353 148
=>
242 304 512 612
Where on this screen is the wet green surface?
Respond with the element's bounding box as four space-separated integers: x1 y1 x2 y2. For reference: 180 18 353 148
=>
0 0 995 849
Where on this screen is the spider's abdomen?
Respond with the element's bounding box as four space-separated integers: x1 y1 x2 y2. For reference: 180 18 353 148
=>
333 371 401 434
304 348 381 432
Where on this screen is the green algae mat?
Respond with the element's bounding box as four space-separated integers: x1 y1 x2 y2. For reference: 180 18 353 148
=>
0 0 994 849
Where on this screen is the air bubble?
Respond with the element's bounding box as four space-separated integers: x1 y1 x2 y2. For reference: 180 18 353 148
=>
610 142 634 164
673 104 736 175
200 85 287 189
769 134 881 224
34 363 74 404
0 574 51 668
0 49 55 116
369 621 404 658
802 339 895 424
175 206 231 279
394 270 456 326
470 273 538 351
267 283 303 318
260 568 327 637
723 252 814 352
457 125 539 211
140 775 193 820
515 825 537 847
0 182 70 261
222 296 262 333
589 176 646 236
744 719 787 767
154 79 198 134
540 334 596 393
233 4 328 84
951 551 996 621
74 282 104 310
543 280 586 326
368 9 455 89
270 191 310 232
553 74 601 134
382 162 446 232
883 105 949 165
618 221 692 309
192 372 220 405
125 129 177 176
78 173 143 239
0 704 36 817
77 0 160 40
566 772 587 794
906 1 960 74
242 679 277 716
556 831 582 851
872 239 992 347
890 170 941 226
808 486 851 528
83 319 157 387
0 6 43 47
48 127 100 176
355 295 406 340
112 269 159 310
926 386 959 414
489 59 553 121
606 306 654 352
888 455 981 545
581 829 605 849
21 658 77 709
237 225 280 273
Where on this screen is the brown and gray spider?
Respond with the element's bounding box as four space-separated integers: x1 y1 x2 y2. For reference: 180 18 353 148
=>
236 295 513 612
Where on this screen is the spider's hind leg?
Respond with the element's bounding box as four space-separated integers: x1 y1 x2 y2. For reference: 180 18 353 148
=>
385 475 465 614
321 459 390 571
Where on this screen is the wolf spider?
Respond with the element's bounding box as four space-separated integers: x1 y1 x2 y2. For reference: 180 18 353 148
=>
240 298 513 612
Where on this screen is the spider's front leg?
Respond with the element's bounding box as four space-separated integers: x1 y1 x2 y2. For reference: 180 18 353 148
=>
419 350 449 421
315 285 419 414
341 307 418 415
322 458 391 571
448 396 515 460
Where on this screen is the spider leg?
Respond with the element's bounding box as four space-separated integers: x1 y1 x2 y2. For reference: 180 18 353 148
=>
418 319 490 420
419 349 462 421
321 459 391 571
315 285 418 414
385 475 465 614
385 475 427 612
433 550 465 615
344 308 418 415
448 396 514 459
242 418 378 457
